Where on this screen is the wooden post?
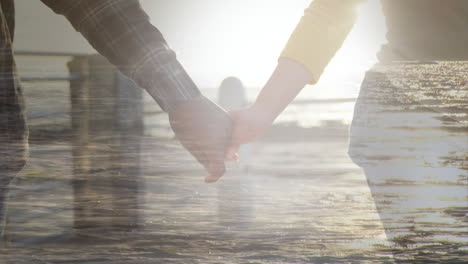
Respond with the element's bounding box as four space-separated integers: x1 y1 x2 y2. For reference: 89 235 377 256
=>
68 55 143 232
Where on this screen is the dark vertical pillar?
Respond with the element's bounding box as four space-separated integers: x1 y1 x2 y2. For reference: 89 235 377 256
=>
68 55 143 233
68 56 92 231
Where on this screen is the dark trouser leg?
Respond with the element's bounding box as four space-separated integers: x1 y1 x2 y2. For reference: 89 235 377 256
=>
0 171 14 237
0 161 26 239
1 0 28 239
0 80 28 239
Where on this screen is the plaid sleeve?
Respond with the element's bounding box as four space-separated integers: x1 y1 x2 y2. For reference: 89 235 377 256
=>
41 0 200 112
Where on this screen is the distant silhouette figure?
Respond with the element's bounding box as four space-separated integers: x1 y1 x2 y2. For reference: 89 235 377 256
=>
218 77 248 112
217 77 250 171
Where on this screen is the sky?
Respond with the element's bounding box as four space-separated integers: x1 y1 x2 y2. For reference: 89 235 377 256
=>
15 0 387 99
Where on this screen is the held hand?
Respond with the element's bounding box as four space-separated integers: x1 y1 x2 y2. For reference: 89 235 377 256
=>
225 58 312 161
226 104 275 161
168 95 231 183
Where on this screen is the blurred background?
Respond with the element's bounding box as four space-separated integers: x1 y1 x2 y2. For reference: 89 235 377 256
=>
15 0 386 131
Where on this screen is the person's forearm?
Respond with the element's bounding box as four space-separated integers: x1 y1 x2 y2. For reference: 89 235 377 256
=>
281 0 365 84
41 0 200 112
253 58 312 123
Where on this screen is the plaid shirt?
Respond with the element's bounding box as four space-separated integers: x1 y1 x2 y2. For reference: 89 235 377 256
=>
1 0 200 172
41 0 201 112
3 0 201 112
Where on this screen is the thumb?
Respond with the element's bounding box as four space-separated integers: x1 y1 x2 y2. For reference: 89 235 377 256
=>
204 132 229 183
225 110 244 161
205 159 226 183
225 144 240 161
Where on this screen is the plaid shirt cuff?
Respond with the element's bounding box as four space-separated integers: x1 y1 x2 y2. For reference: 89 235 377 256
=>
130 45 201 112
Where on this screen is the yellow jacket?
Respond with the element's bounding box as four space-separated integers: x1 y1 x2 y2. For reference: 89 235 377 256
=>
281 0 366 84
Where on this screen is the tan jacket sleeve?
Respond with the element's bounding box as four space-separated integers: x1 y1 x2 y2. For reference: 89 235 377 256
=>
281 0 367 84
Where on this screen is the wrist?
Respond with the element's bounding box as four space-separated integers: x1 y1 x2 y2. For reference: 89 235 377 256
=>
142 57 201 113
168 94 204 115
250 101 278 126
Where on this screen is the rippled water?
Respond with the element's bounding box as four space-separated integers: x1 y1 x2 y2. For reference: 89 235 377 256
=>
1 62 466 263
347 62 467 262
